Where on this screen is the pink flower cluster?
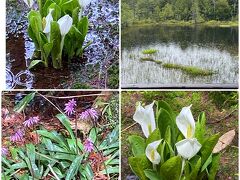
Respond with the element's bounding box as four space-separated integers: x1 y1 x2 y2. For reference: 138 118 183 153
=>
10 129 24 142
23 116 40 128
80 108 98 121
64 99 77 116
84 138 94 153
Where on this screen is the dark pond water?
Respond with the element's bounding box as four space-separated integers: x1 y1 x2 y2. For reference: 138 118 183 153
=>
121 25 238 88
6 0 119 89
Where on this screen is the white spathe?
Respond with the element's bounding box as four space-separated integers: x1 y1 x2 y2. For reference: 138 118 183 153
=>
78 0 92 9
145 140 162 164
23 0 34 8
175 138 202 160
176 105 195 139
43 9 54 34
175 105 202 160
57 15 73 36
133 102 156 138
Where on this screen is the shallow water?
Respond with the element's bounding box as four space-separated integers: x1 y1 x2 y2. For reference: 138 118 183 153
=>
6 0 119 89
121 25 238 87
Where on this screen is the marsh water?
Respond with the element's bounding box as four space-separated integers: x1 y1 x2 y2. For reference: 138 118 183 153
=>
121 25 238 88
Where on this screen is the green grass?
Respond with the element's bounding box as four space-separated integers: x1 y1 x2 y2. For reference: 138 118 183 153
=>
162 63 214 76
142 49 158 55
140 57 162 64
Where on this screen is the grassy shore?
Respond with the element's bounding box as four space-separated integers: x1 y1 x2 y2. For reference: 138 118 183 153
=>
123 20 238 28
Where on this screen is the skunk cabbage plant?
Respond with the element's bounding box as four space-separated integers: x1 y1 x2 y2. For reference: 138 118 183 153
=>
128 101 221 180
26 0 89 69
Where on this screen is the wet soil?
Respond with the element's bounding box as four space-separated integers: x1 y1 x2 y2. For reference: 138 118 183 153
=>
6 0 119 89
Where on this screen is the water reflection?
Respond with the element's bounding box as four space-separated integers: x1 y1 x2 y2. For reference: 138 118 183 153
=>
121 25 238 87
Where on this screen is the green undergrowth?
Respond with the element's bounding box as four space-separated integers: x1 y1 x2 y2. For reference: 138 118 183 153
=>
142 49 158 55
162 63 214 76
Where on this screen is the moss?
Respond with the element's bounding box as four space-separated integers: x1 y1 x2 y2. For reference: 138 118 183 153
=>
162 63 214 76
142 49 158 55
108 63 119 89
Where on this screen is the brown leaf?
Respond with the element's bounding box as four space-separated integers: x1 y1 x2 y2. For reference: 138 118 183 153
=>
213 129 235 153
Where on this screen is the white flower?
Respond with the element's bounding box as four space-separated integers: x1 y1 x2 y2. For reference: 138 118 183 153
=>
57 15 73 36
43 9 54 34
175 105 202 160
145 140 162 164
23 0 34 8
133 102 156 138
78 0 92 9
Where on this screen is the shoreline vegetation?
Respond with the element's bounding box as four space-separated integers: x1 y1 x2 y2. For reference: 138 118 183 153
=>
122 0 238 28
122 20 238 28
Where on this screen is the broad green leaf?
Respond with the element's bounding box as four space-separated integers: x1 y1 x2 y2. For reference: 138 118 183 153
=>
43 0 55 16
100 166 119 174
72 7 80 25
48 3 61 20
50 21 61 69
195 112 206 144
28 11 42 44
128 155 152 180
56 114 76 143
43 42 53 58
190 157 201 179
65 155 83 180
208 153 220 180
28 25 39 49
28 60 43 70
144 169 162 180
157 108 176 145
128 135 146 156
78 16 89 37
89 128 98 143
160 156 182 180
14 92 36 113
156 100 176 120
200 134 220 165
146 128 161 145
164 126 171 145
61 0 79 14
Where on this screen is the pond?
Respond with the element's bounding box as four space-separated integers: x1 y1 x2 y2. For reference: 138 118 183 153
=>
6 0 119 89
121 25 238 88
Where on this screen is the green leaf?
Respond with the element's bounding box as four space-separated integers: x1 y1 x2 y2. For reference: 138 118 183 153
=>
144 169 162 180
190 157 202 180
160 156 182 180
28 60 44 70
195 112 206 144
50 21 61 69
28 10 42 44
128 135 146 156
128 155 152 180
208 153 220 180
201 154 212 172
28 25 39 49
48 3 61 21
61 0 79 14
164 126 171 146
78 16 89 37
89 128 98 143
14 92 36 113
56 114 76 143
43 42 53 58
66 155 83 180
146 128 161 145
43 0 55 16
156 100 176 120
157 108 176 146
72 7 80 25
100 166 119 174
200 134 220 165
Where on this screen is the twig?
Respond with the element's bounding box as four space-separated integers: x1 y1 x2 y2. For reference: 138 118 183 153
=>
122 122 137 132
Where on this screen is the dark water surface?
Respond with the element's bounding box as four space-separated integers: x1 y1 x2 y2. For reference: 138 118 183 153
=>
121 25 238 88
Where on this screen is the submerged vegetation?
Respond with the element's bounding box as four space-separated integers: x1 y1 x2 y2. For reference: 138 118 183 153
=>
162 63 214 76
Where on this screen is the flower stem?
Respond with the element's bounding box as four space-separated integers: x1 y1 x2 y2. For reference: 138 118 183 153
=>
153 164 157 171
179 158 185 180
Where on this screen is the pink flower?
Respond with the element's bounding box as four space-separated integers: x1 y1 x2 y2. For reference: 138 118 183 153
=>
64 99 77 116
1 147 8 156
23 116 40 128
84 138 94 152
10 129 24 142
80 108 98 121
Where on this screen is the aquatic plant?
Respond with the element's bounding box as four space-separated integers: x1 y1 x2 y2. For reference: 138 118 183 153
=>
128 101 221 180
26 0 89 69
140 57 162 64
142 49 158 55
162 63 214 76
